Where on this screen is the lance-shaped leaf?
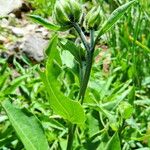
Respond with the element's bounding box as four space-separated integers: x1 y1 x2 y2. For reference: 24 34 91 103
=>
41 35 85 124
29 15 71 31
2 100 49 150
3 75 28 96
96 0 136 42
0 75 28 100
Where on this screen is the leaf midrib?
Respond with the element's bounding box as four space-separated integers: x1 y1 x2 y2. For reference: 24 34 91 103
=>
4 105 37 150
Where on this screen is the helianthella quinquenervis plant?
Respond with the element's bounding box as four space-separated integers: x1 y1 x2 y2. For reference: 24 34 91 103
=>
29 0 137 149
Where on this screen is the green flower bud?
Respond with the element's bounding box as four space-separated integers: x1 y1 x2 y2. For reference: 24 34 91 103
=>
70 0 81 22
84 6 102 30
54 0 81 27
54 1 70 26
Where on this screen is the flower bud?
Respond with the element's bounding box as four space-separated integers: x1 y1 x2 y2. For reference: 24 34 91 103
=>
70 0 81 22
54 0 81 27
84 6 102 30
54 1 70 26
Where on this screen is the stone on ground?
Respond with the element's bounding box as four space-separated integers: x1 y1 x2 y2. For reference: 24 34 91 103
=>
0 0 22 17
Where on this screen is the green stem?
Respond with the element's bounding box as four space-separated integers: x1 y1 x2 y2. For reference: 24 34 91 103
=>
72 22 90 51
79 30 95 103
66 25 95 150
90 29 95 51
66 124 77 150
79 50 94 103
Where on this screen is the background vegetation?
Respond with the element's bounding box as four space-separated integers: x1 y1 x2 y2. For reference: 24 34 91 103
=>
0 0 150 149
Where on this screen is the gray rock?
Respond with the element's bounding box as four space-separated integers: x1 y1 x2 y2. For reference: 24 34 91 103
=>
0 0 22 17
20 33 48 62
11 27 25 37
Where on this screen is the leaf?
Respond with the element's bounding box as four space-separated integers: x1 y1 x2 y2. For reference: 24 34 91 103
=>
87 103 118 131
0 73 9 91
129 35 150 53
60 40 85 64
28 15 71 31
3 75 28 96
118 101 133 119
104 132 121 150
1 100 49 150
99 75 115 100
41 35 85 124
96 0 136 40
28 14 60 31
45 34 58 57
61 50 74 68
102 86 133 111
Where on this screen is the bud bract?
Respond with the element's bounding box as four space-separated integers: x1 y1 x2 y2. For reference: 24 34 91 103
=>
84 6 102 30
70 0 81 22
54 1 70 26
54 0 81 27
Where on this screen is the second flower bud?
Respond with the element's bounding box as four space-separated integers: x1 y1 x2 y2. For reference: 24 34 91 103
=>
84 6 102 31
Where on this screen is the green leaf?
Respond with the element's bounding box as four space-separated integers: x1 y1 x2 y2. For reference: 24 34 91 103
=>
45 34 58 57
0 75 28 100
28 15 71 31
104 132 121 150
1 100 49 150
61 50 74 68
60 40 85 64
102 86 133 111
87 103 118 131
3 75 28 96
96 0 136 40
41 35 85 124
118 101 133 119
0 73 9 91
28 14 60 31
129 35 150 53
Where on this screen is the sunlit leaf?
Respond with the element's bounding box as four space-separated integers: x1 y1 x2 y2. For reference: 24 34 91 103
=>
96 0 136 42
118 101 133 119
3 75 28 96
60 40 85 64
29 15 71 31
2 100 49 150
41 35 85 124
104 132 121 150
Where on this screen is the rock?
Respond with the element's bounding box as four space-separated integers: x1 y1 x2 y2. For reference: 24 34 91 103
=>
35 28 49 37
6 24 38 37
11 27 25 37
6 41 21 52
24 24 38 33
13 2 32 18
0 0 23 17
20 33 48 62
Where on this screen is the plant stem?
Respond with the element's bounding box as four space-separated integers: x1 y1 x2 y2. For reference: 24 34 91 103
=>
66 124 77 150
90 29 95 50
66 25 95 150
79 29 95 103
72 22 90 51
79 50 94 103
